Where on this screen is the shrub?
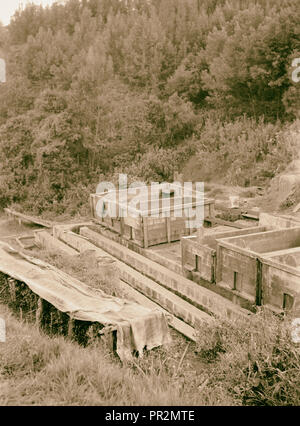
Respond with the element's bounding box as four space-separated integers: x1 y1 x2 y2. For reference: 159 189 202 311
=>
195 310 300 406
183 117 298 186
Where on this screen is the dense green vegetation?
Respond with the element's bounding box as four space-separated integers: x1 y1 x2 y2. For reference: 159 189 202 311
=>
0 0 299 215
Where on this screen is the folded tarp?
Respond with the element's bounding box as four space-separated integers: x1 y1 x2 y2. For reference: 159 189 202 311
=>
0 244 171 360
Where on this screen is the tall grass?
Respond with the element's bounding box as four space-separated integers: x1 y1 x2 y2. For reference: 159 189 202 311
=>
0 304 231 406
194 310 300 406
1 301 299 406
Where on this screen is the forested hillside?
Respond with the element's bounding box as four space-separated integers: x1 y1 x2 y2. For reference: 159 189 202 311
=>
0 0 299 216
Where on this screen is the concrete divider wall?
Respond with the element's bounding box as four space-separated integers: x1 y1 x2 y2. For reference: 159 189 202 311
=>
80 227 250 321
89 224 182 274
181 237 215 282
181 227 266 285
202 226 266 250
181 237 197 271
259 212 300 230
35 231 78 257
119 263 212 328
216 243 257 303
221 227 300 253
268 248 300 267
261 258 300 315
54 226 213 328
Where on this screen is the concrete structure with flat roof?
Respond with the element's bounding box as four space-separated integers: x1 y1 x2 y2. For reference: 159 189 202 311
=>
90 182 215 248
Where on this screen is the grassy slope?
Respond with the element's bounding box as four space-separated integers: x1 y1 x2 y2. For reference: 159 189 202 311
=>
0 296 299 405
0 304 233 406
0 221 299 406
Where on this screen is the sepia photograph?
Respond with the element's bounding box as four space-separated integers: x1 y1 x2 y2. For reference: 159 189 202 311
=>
0 0 299 411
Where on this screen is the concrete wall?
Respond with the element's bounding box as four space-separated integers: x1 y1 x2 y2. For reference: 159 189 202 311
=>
35 231 78 257
181 236 215 282
90 189 215 248
261 257 300 315
181 226 265 283
218 227 300 253
216 243 258 303
265 247 300 268
259 212 300 229
216 226 300 311
202 226 266 250
80 227 250 321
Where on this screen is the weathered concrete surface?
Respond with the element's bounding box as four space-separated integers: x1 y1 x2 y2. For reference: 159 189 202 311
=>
147 242 182 275
181 236 215 282
261 257 300 316
181 226 265 284
185 269 256 311
259 212 300 229
80 227 251 321
216 225 300 312
53 222 93 239
119 260 213 328
203 226 266 250
35 230 78 257
89 223 183 274
218 227 300 253
216 243 258 304
55 226 213 328
120 280 198 342
90 184 215 248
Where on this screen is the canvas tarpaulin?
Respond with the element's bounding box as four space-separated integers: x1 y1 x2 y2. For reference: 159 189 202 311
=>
0 244 171 360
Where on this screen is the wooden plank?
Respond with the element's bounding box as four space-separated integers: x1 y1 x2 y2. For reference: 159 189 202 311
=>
119 217 125 238
4 208 53 228
68 318 75 339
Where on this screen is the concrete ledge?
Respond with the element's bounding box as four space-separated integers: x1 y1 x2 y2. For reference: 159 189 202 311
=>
35 231 78 257
89 223 182 274
56 228 213 328
119 263 212 328
120 280 198 342
53 222 93 240
188 272 256 312
80 227 251 321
